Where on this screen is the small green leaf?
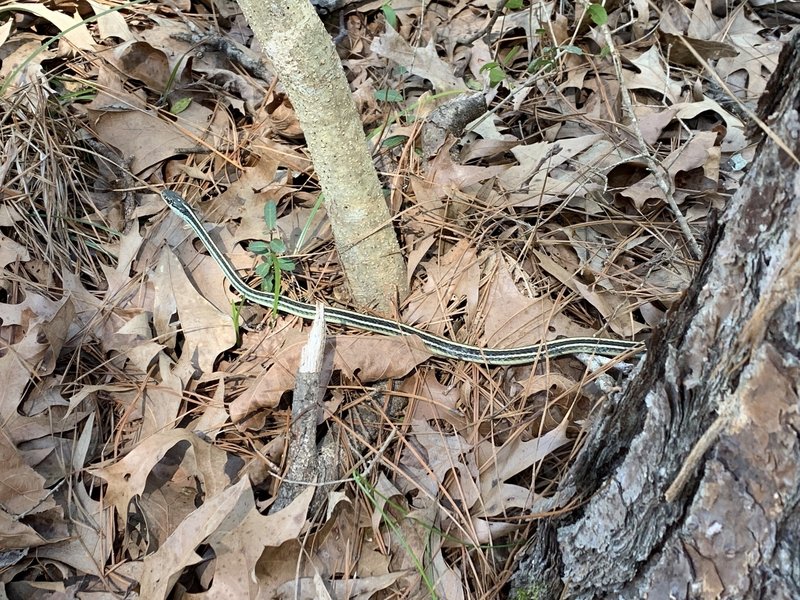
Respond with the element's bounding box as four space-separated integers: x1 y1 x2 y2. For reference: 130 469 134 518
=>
528 53 556 73
506 0 523 8
264 201 277 230
500 45 522 68
562 45 584 56
480 62 506 86
295 193 325 252
270 254 281 314
381 135 408 149
465 78 482 91
255 261 273 278
230 300 242 344
586 3 608 26
277 257 296 271
269 238 286 253
490 67 505 85
248 241 271 254
381 3 398 29
170 97 192 114
374 88 403 102
600 45 611 58
54 85 97 104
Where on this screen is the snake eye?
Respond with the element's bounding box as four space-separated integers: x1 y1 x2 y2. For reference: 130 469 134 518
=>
161 190 181 206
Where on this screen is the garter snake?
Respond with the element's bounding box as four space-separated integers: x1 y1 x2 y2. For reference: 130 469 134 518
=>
161 190 645 365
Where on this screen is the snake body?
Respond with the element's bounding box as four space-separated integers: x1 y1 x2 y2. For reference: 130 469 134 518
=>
161 190 645 365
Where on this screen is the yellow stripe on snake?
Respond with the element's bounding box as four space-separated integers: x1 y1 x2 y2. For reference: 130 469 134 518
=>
161 190 645 365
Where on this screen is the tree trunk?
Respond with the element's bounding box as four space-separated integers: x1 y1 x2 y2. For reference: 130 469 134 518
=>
236 0 409 313
509 37 800 600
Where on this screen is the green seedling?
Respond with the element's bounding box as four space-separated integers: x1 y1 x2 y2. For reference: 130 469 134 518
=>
480 45 522 87
353 472 439 599
248 200 296 316
586 3 608 25
381 2 398 29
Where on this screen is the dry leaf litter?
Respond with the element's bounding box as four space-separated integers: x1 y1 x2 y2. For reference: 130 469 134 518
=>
0 0 786 598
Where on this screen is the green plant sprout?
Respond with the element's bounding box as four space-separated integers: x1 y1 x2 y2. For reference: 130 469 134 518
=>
351 469 519 595
248 200 296 315
52 81 97 104
480 45 523 87
586 3 609 25
229 192 319 335
381 2 398 29
527 37 586 74
293 192 325 252
230 298 243 345
366 88 464 144
353 472 439 599
159 47 195 111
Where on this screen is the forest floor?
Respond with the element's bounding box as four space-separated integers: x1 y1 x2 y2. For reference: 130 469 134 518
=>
0 0 788 598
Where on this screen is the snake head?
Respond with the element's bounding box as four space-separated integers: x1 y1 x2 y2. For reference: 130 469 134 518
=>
160 189 184 208
160 189 196 220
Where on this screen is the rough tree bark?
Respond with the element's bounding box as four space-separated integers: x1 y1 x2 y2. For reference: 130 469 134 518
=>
509 37 800 599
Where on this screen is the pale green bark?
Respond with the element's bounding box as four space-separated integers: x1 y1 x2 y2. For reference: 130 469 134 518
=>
237 0 408 313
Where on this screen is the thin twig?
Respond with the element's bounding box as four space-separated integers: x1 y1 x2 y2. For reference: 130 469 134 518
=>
458 0 510 46
584 1 703 260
